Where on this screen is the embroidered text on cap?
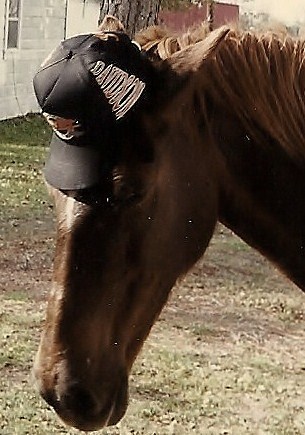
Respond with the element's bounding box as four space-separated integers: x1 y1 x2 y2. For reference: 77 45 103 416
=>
90 60 146 120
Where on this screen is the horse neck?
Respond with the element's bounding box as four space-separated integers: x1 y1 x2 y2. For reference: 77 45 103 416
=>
215 113 305 291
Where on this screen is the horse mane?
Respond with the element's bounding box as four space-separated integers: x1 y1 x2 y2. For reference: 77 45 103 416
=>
164 27 305 162
208 30 305 160
98 17 305 162
135 23 211 59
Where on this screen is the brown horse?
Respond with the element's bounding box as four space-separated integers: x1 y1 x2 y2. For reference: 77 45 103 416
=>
33 23 305 431
135 21 211 59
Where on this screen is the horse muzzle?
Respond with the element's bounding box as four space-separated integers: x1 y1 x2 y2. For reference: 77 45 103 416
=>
33 361 129 431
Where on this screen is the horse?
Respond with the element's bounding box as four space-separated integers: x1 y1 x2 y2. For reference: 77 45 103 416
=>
135 21 211 59
32 19 305 432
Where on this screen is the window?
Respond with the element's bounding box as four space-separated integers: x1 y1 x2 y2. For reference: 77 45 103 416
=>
6 0 21 49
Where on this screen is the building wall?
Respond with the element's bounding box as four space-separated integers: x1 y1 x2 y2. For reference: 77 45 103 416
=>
0 0 66 120
213 2 239 28
66 0 100 37
159 5 206 31
0 0 100 120
159 2 239 31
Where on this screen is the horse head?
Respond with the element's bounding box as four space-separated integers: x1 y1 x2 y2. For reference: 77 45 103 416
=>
32 20 228 431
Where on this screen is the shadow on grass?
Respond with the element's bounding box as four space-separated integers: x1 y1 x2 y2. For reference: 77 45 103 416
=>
0 114 51 147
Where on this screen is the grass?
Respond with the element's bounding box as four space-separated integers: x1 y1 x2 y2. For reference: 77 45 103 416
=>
1 116 305 434
0 115 52 238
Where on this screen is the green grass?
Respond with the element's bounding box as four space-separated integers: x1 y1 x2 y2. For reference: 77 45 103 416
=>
0 115 52 234
1 116 305 434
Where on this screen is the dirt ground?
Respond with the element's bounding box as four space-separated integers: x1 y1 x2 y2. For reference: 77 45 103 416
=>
1 219 301 338
2 215 305 434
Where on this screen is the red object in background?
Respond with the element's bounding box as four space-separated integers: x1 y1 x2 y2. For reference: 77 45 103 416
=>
214 2 239 28
159 5 206 31
159 2 239 32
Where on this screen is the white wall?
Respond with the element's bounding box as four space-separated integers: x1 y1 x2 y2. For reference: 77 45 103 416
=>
66 0 100 37
0 0 66 120
0 1 5 52
0 0 100 120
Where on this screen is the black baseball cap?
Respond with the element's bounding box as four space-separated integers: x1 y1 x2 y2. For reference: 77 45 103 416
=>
33 32 153 190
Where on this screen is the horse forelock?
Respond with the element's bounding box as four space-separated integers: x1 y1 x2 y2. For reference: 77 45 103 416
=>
203 29 305 161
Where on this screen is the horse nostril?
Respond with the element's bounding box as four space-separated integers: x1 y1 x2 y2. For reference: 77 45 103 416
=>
62 385 99 417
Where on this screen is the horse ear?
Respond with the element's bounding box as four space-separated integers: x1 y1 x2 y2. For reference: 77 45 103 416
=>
167 26 230 74
98 15 125 32
197 26 230 59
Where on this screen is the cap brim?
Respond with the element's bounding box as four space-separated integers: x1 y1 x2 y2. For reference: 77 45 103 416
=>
44 134 103 190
